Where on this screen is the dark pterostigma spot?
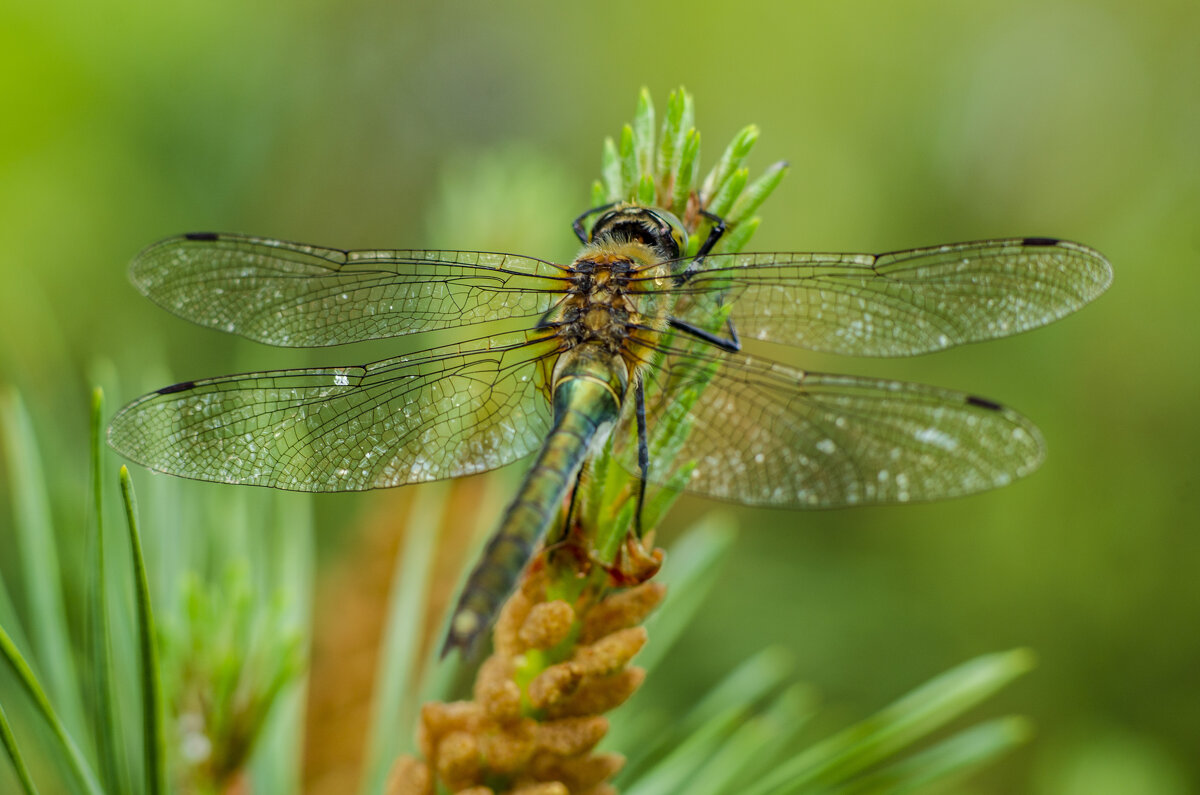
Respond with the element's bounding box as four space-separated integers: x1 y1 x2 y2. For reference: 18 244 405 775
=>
157 381 196 395
184 232 220 241
966 395 1003 412
1021 236 1060 247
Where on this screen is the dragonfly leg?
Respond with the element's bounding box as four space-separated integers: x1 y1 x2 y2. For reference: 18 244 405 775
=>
672 209 744 348
668 316 742 353
572 202 618 243
635 375 649 538
673 209 728 287
693 209 728 260
559 461 587 544
724 315 741 350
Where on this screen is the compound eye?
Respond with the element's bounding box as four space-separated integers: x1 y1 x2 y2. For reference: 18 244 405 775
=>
652 209 688 257
604 221 657 247
590 209 622 241
670 225 686 253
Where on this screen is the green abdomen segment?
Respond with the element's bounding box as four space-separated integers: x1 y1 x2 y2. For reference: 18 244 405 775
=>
441 365 623 656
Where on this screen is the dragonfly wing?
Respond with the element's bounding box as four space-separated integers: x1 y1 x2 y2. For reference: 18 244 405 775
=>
616 347 1044 508
130 234 568 347
108 331 559 491
662 238 1112 356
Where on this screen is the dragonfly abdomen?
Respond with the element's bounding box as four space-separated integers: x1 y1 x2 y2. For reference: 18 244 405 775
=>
441 346 629 657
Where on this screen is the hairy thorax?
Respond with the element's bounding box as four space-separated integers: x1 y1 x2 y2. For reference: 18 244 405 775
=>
549 242 671 375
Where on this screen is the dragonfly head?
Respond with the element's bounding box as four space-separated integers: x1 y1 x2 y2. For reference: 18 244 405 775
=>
590 205 687 262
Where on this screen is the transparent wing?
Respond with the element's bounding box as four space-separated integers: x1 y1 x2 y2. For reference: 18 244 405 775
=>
651 238 1112 357
130 233 570 347
108 331 560 491
615 345 1044 508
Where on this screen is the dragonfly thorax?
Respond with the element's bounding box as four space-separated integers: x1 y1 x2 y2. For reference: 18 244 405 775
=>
554 245 665 360
555 292 634 353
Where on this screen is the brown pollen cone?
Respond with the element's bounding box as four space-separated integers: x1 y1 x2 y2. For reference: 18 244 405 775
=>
388 549 666 795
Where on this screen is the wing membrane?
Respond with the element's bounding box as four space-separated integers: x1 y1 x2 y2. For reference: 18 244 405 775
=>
616 346 1044 507
130 234 569 347
654 238 1112 357
108 331 560 491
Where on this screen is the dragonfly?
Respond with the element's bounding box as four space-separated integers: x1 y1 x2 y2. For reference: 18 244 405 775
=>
108 204 1112 655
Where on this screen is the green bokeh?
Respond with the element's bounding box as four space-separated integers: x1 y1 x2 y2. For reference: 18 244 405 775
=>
1 0 1196 791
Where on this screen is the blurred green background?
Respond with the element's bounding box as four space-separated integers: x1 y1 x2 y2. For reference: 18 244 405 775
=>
1 0 1197 792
